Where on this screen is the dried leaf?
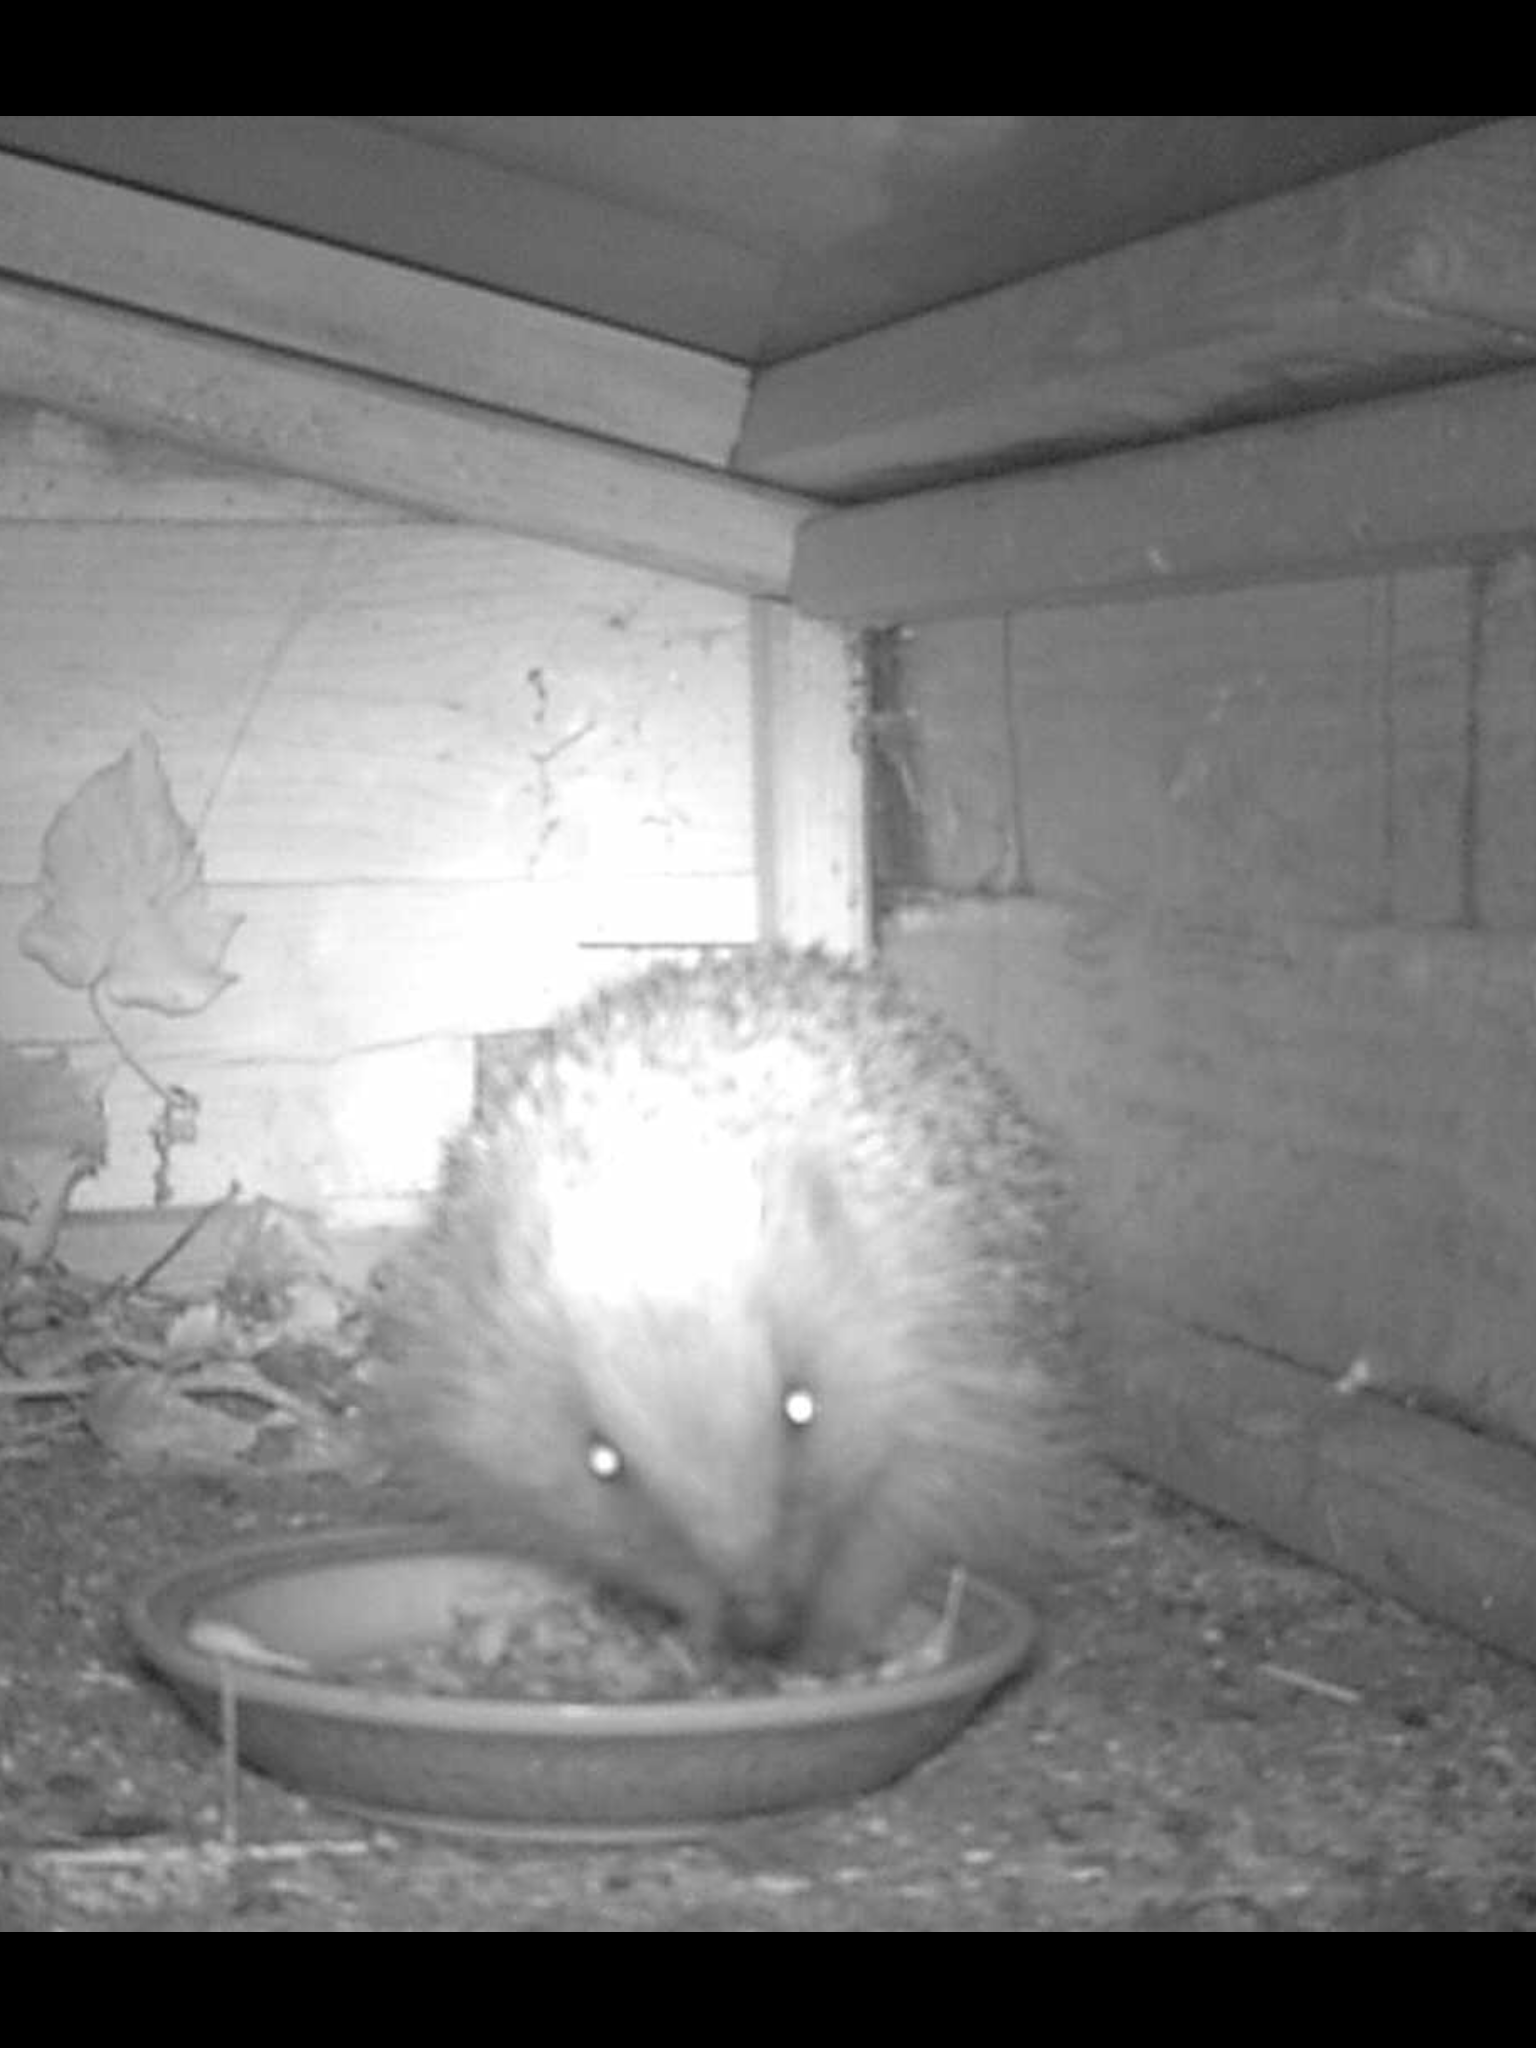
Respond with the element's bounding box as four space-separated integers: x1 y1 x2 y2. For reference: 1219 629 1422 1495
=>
85 1365 261 1472
162 1299 239 1357
0 1047 107 1258
19 733 240 1015
6 1321 125 1380
84 1361 374 1478
0 1046 107 1157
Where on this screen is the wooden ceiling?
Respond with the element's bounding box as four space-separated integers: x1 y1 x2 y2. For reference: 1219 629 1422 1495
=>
2 116 1533 624
0 116 1484 362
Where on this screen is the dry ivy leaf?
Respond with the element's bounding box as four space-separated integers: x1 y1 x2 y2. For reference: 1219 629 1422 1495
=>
0 1046 106 1156
0 1047 107 1258
19 733 241 1015
85 1365 262 1472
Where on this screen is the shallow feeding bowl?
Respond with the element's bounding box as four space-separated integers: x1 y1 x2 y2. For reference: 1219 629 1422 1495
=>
125 1525 1040 1843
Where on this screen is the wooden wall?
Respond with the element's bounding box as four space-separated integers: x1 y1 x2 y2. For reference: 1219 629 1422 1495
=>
0 405 856 1235
760 120 1536 1656
878 557 1536 1457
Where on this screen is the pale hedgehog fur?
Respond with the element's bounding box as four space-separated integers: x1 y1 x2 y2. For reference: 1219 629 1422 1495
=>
375 945 1085 1665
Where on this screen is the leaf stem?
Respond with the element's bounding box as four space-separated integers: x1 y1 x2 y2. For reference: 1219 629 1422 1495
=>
88 979 175 1102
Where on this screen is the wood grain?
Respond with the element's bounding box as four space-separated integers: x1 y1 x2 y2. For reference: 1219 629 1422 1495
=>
0 151 748 471
0 278 807 595
792 366 1536 623
741 119 1536 497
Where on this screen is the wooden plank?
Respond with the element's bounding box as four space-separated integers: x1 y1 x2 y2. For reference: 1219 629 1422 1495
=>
0 526 755 884
879 617 1019 894
749 600 867 953
791 365 1536 624
884 898 1536 1453
61 1037 474 1217
0 277 808 595
0 150 749 472
1386 569 1477 924
13 895 764 1221
1475 553 1536 929
1102 1310 1536 1670
0 877 759 1057
898 568 1504 929
0 116 778 364
739 119 1536 498
56 1207 400 1295
0 118 1479 364
0 402 407 522
1007 583 1395 922
1002 574 1473 927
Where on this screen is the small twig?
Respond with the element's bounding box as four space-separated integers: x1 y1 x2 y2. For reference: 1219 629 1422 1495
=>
119 1179 243 1297
1257 1661 1363 1707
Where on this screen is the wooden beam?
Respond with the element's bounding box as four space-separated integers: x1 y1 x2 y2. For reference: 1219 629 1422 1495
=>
0 149 749 472
792 364 1536 623
750 600 868 954
0 116 778 364
738 118 1536 499
1104 1310 1536 1671
0 277 809 596
0 401 407 522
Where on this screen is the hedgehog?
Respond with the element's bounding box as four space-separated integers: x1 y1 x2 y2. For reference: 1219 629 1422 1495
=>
373 945 1086 1669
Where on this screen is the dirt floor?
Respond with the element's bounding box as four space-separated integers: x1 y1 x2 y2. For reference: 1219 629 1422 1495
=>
4 1426 1535 1932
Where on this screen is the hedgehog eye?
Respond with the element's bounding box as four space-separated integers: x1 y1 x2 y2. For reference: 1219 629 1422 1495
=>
586 1435 624 1482
782 1384 816 1430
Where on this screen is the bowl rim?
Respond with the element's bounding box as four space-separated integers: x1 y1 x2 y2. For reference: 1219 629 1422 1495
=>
125 1523 1040 1740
